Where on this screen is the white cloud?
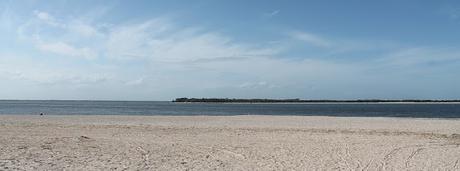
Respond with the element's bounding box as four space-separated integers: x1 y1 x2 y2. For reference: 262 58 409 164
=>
106 19 172 60
17 10 102 59
0 54 112 86
286 30 401 55
287 31 331 47
33 10 64 27
376 47 460 67
106 19 279 62
36 41 97 60
68 21 100 37
0 6 13 30
34 10 53 21
264 10 280 17
440 6 460 20
125 78 144 86
238 81 277 89
21 11 279 62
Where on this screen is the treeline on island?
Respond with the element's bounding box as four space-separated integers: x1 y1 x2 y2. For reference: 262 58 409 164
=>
173 98 460 103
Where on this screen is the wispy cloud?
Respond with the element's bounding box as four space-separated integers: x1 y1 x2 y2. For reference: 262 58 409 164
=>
32 10 104 37
377 47 460 67
440 6 460 20
36 41 97 60
286 30 401 56
125 78 144 86
106 19 279 62
33 10 65 28
17 10 104 60
264 10 280 17
68 21 101 37
287 30 331 48
0 54 112 86
238 81 278 89
34 10 54 22
0 5 13 30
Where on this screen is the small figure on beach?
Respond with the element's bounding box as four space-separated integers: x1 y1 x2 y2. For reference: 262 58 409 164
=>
39 113 44 116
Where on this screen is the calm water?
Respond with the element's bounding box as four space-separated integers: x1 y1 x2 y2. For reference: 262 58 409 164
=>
1 100 460 118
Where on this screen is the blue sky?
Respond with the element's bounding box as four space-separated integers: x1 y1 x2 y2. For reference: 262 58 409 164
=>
1 0 460 100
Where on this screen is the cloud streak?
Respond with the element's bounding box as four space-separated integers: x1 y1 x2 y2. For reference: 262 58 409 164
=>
106 19 279 62
36 41 97 59
264 10 280 17
287 30 331 48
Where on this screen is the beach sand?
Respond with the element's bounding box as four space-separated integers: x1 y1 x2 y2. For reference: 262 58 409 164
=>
1 115 459 170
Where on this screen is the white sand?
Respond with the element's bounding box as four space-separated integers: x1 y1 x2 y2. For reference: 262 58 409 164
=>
1 115 459 170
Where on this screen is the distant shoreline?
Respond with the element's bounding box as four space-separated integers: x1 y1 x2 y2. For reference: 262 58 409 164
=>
173 98 460 103
174 102 460 105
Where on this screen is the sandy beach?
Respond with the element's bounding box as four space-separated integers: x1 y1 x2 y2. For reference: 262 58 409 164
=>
1 115 459 170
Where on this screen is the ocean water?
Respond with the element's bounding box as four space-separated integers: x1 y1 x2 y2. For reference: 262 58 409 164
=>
0 100 460 118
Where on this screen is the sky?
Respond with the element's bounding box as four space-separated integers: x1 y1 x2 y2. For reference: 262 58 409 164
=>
1 0 460 100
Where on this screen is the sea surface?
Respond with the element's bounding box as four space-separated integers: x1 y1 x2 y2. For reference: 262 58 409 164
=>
1 100 460 118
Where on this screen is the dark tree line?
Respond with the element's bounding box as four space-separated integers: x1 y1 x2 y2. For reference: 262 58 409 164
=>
173 98 460 103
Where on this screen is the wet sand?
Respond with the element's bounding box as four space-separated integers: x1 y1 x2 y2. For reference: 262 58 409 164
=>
1 115 459 170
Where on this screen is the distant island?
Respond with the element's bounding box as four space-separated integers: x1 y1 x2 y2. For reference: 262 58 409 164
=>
173 98 460 103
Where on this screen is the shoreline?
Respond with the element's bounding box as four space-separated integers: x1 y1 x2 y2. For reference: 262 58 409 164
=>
3 99 460 104
172 98 460 104
173 101 460 104
1 114 460 134
2 113 460 120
